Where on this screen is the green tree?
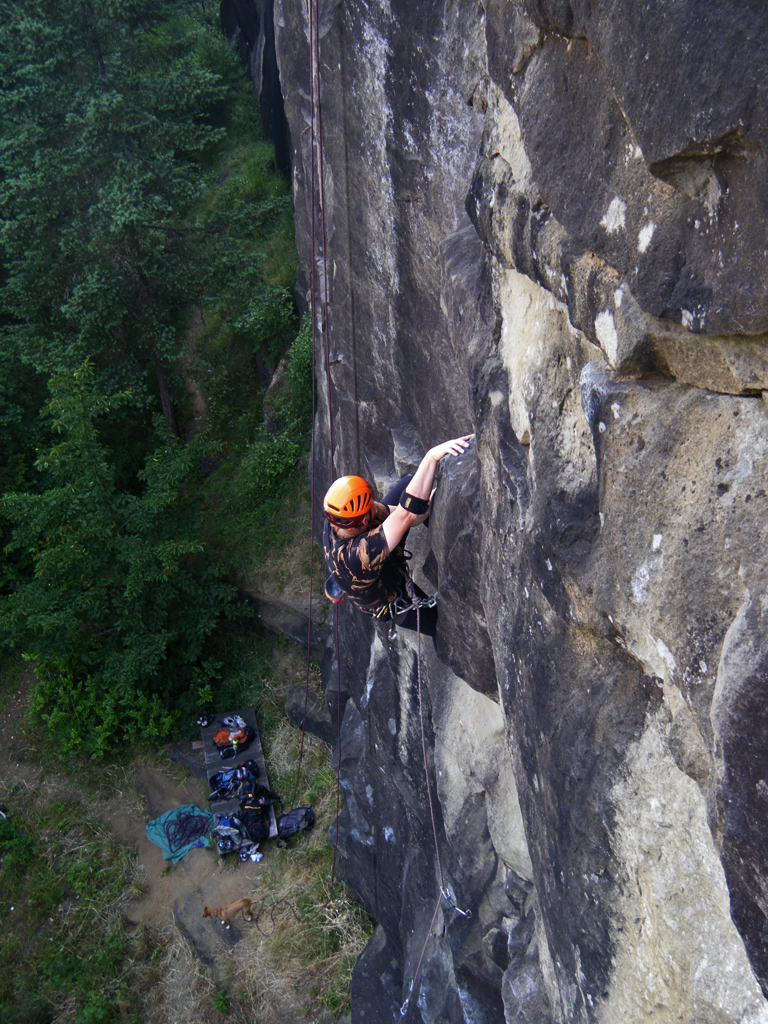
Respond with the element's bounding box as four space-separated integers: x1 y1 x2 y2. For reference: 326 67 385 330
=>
1 362 237 756
0 0 240 420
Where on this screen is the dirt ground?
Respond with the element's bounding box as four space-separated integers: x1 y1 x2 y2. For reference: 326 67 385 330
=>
0 676 266 962
0 675 350 1024
103 755 268 961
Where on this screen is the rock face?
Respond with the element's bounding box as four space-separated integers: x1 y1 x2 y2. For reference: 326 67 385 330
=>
273 1 768 1021
220 0 290 172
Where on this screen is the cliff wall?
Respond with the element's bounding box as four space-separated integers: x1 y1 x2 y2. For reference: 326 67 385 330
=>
273 2 768 1021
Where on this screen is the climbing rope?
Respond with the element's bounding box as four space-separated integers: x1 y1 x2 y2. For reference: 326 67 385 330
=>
288 0 316 816
398 600 471 1020
162 811 210 855
290 0 343 898
290 0 319 810
295 0 469 1000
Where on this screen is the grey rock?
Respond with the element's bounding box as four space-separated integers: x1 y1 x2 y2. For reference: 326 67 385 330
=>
482 0 768 340
272 0 768 1019
284 684 335 747
250 591 331 657
350 925 402 1024
502 949 552 1024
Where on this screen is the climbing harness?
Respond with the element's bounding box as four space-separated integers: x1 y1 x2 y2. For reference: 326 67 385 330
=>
372 577 437 641
208 759 260 802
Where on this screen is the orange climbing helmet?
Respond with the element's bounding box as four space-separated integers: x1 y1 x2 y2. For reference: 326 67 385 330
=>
323 475 374 527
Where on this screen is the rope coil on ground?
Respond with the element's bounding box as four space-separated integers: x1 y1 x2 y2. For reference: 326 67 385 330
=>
162 811 210 855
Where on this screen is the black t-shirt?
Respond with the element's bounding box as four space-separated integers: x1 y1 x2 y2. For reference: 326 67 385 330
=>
323 502 408 613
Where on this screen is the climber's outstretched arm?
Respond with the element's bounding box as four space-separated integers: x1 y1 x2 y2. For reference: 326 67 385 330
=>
382 434 473 552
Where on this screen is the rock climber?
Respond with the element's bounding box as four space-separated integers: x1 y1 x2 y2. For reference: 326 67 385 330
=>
322 435 473 636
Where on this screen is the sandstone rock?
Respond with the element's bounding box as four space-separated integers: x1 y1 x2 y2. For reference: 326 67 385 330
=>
483 0 768 339
468 83 768 393
284 684 335 747
273 0 768 1018
606 719 768 1023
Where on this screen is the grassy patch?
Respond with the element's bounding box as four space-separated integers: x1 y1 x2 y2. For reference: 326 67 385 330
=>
203 623 373 1019
214 734 372 1023
0 771 165 1023
0 623 372 1021
237 843 373 1021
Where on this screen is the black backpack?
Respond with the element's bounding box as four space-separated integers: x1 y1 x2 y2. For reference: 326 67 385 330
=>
277 805 314 847
239 783 282 843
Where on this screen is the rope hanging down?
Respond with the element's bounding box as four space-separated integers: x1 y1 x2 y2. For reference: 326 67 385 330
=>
294 0 470 1003
399 603 471 1020
291 0 343 895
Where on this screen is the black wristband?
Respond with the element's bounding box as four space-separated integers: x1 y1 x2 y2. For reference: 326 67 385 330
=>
399 491 430 515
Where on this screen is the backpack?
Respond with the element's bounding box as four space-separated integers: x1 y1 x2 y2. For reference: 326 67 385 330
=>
277 805 314 847
239 783 282 843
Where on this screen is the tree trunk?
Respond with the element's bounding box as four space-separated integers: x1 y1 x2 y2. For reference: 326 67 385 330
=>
154 355 178 437
83 2 106 79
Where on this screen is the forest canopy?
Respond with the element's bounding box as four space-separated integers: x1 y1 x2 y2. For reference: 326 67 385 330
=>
0 0 308 756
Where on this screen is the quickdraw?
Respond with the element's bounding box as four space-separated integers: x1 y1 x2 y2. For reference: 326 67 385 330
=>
441 885 472 918
399 978 414 1017
372 579 437 640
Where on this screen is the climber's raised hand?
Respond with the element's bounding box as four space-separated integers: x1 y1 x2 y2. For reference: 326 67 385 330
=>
382 434 474 551
426 434 474 462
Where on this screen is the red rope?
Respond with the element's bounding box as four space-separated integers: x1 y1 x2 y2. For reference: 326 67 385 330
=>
314 0 334 476
299 10 467 1006
399 890 442 1018
295 0 342 895
289 0 319 813
330 602 342 892
290 208 317 813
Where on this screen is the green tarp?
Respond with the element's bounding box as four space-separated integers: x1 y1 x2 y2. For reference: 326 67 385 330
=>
146 804 213 864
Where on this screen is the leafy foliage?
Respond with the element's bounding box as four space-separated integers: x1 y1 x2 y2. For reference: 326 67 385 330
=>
197 321 315 581
0 0 313 753
0 0 239 394
1 363 237 755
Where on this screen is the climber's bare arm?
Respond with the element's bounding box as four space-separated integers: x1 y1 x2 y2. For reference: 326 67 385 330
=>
382 435 473 552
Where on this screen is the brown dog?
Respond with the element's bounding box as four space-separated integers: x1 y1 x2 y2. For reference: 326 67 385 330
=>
203 898 253 929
